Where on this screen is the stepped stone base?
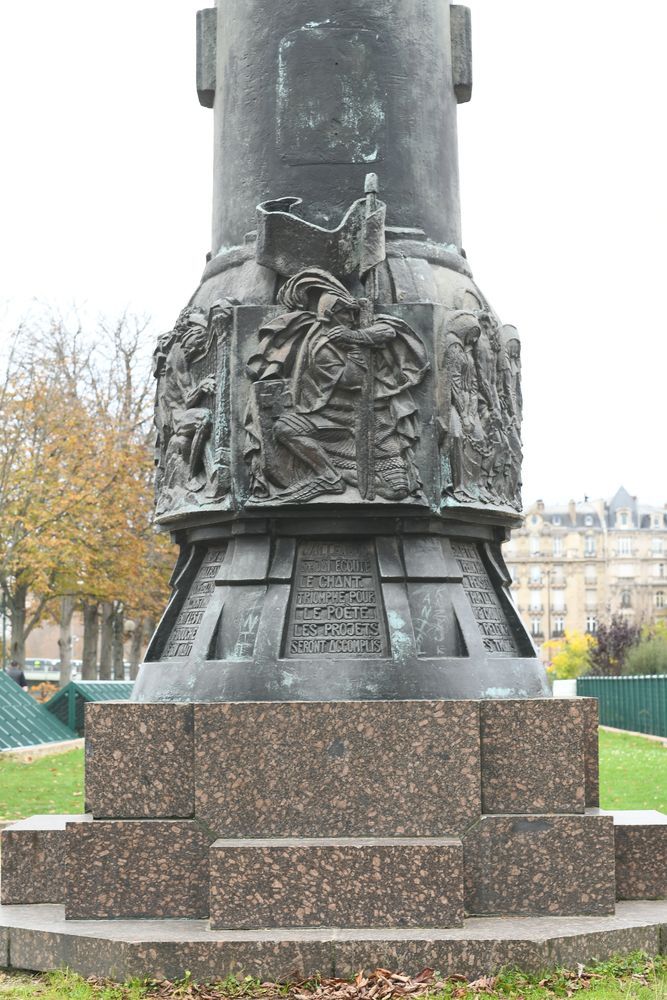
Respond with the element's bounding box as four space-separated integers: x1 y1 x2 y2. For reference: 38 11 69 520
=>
2 697 667 980
1 903 666 980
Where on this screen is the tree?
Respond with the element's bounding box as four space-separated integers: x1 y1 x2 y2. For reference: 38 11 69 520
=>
0 322 114 668
623 621 667 676
588 615 641 676
0 313 174 681
543 630 594 680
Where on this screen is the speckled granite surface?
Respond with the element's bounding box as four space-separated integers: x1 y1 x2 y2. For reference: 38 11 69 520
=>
85 703 194 819
195 701 481 838
580 698 600 808
463 813 616 916
65 820 212 919
1 903 666 980
611 811 667 900
0 815 89 905
209 837 464 929
480 700 586 815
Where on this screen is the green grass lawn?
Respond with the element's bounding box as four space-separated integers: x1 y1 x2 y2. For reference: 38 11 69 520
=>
0 748 85 823
0 953 665 1000
599 728 667 813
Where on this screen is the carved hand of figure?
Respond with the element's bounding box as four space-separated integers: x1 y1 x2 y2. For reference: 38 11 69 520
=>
186 375 216 406
198 375 217 395
209 298 237 323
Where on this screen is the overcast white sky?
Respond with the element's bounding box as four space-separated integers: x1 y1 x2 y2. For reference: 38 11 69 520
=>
0 1 665 508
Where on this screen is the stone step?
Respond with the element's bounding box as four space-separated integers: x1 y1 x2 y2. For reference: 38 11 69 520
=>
2 901 667 981
64 820 213 919
209 837 464 929
0 814 90 905
462 812 616 916
600 809 667 900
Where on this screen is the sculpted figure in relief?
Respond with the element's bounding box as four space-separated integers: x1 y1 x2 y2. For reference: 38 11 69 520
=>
440 310 487 502
154 302 232 514
245 268 429 505
440 307 523 509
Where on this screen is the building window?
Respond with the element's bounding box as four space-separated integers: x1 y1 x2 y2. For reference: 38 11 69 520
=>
619 512 629 527
553 537 563 557
658 564 665 579
552 616 565 636
585 590 597 610
586 616 598 634
585 565 597 582
585 515 593 527
530 592 542 611
552 591 565 612
530 565 542 584
585 534 596 556
531 617 542 637
652 538 664 556
552 516 561 526
530 535 540 556
621 590 632 609
619 537 631 556
657 592 665 609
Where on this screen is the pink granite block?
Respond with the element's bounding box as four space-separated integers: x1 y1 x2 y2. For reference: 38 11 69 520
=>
85 702 194 819
65 820 212 919
480 699 586 814
0 814 89 904
611 811 667 900
195 700 481 838
209 837 464 929
463 813 616 916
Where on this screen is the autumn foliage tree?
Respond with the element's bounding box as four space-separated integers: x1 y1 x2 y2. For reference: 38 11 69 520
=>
587 614 641 677
0 314 174 683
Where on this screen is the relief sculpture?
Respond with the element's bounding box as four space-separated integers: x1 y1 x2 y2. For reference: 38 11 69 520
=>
154 300 233 516
244 268 430 505
440 309 523 510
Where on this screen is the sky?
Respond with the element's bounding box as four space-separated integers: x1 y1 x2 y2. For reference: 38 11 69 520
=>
0 0 665 508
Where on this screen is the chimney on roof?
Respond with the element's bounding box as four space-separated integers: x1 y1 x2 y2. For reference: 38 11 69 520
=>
537 500 545 512
568 500 577 525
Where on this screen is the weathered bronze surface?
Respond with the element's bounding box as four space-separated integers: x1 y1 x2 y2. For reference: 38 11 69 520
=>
134 0 549 702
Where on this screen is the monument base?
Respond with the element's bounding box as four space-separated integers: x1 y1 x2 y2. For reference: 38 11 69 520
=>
1 902 666 980
1 698 666 980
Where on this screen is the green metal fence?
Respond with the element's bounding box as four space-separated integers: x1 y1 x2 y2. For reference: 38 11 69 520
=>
577 675 667 737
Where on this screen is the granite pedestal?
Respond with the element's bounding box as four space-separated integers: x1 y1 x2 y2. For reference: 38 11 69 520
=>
2 696 667 979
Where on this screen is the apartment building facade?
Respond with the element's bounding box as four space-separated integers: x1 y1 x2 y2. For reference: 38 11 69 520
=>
504 487 667 661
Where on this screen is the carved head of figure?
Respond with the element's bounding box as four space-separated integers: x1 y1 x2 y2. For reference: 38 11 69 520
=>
317 292 360 329
174 306 209 360
278 267 359 325
478 310 500 349
501 324 521 360
447 310 481 348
